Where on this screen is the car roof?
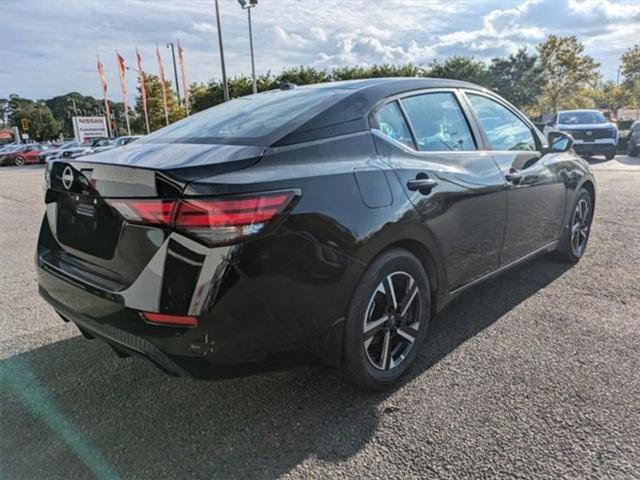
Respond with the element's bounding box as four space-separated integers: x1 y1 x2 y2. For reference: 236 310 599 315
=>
293 77 483 91
275 77 488 146
557 109 601 114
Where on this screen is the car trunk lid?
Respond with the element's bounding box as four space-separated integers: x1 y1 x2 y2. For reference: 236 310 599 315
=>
43 142 264 288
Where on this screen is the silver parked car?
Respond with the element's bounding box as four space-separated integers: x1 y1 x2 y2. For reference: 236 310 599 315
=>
543 109 618 160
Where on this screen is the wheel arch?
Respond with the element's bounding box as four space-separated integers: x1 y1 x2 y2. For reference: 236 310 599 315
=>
580 179 596 211
384 239 442 316
355 230 449 317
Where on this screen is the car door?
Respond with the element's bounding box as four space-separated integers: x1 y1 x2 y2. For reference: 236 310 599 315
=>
370 90 507 291
462 91 566 265
25 145 41 163
19 146 34 162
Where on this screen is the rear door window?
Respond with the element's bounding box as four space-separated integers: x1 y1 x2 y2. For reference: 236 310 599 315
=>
400 92 476 152
374 101 415 149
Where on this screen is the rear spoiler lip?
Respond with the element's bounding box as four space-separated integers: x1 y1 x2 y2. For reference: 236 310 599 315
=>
46 147 267 199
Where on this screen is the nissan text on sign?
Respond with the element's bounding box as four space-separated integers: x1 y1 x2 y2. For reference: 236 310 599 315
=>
72 116 108 142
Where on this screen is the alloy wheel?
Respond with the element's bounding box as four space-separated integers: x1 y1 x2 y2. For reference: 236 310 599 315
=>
570 197 590 257
363 271 421 371
15 156 25 166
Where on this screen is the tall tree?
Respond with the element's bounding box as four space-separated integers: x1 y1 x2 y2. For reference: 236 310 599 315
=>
620 44 640 82
428 56 488 85
488 48 543 111
0 98 9 127
536 35 600 113
619 44 640 110
583 80 627 112
5 95 60 140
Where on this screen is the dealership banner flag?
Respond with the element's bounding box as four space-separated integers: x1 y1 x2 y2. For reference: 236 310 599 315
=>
97 56 112 137
136 48 150 134
156 44 170 126
116 51 131 135
178 40 190 116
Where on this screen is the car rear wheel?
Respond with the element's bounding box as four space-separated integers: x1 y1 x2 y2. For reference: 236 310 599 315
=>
14 156 25 166
343 248 431 391
605 150 616 160
554 188 593 263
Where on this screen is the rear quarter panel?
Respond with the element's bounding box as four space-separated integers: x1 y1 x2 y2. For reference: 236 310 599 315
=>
183 132 402 363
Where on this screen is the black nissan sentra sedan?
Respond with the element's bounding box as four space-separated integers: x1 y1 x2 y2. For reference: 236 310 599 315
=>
37 78 595 390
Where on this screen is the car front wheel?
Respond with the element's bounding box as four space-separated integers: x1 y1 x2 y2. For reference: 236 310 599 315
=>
555 188 593 263
343 248 431 391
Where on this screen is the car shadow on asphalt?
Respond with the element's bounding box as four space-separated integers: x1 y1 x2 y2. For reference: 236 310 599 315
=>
1 256 571 479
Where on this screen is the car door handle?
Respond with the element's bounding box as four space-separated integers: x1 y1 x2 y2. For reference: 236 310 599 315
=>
505 171 522 184
407 177 438 193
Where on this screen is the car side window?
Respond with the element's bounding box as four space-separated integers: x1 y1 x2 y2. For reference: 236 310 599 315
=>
374 101 415 149
467 94 537 151
400 92 476 152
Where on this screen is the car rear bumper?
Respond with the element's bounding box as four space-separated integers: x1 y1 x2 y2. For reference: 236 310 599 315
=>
36 215 363 377
38 262 334 379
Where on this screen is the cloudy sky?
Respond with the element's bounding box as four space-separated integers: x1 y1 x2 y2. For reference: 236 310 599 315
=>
0 0 638 101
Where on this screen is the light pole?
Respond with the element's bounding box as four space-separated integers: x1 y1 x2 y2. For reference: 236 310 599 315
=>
238 0 258 94
214 0 230 101
166 42 182 104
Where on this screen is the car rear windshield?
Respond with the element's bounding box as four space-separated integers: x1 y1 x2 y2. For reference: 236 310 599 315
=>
558 111 607 125
139 87 349 146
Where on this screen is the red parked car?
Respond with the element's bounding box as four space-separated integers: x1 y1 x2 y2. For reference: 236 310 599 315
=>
0 144 47 166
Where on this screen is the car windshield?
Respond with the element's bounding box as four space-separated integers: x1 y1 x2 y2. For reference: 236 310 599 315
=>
558 111 607 125
60 141 77 149
139 87 348 146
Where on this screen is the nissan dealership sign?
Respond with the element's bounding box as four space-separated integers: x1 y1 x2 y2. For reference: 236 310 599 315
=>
72 116 108 142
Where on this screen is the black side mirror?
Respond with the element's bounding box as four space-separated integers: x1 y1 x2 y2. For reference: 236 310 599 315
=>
545 131 573 154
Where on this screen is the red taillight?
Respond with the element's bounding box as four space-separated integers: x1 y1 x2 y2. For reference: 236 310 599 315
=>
174 192 294 245
106 191 296 245
108 199 175 226
141 312 198 327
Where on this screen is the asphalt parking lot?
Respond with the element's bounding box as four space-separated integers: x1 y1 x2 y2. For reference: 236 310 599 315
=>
1 156 639 479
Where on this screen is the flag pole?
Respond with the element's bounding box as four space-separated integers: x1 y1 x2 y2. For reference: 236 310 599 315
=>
116 50 131 136
136 48 151 134
177 40 190 116
156 43 170 126
214 0 230 102
97 55 112 137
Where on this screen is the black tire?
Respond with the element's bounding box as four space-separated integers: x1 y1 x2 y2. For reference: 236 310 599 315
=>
554 188 593 263
343 248 431 391
14 156 25 166
605 150 616 160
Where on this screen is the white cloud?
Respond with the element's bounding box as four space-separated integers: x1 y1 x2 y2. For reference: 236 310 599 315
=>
0 0 637 101
310 27 328 43
273 26 308 47
192 22 216 34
